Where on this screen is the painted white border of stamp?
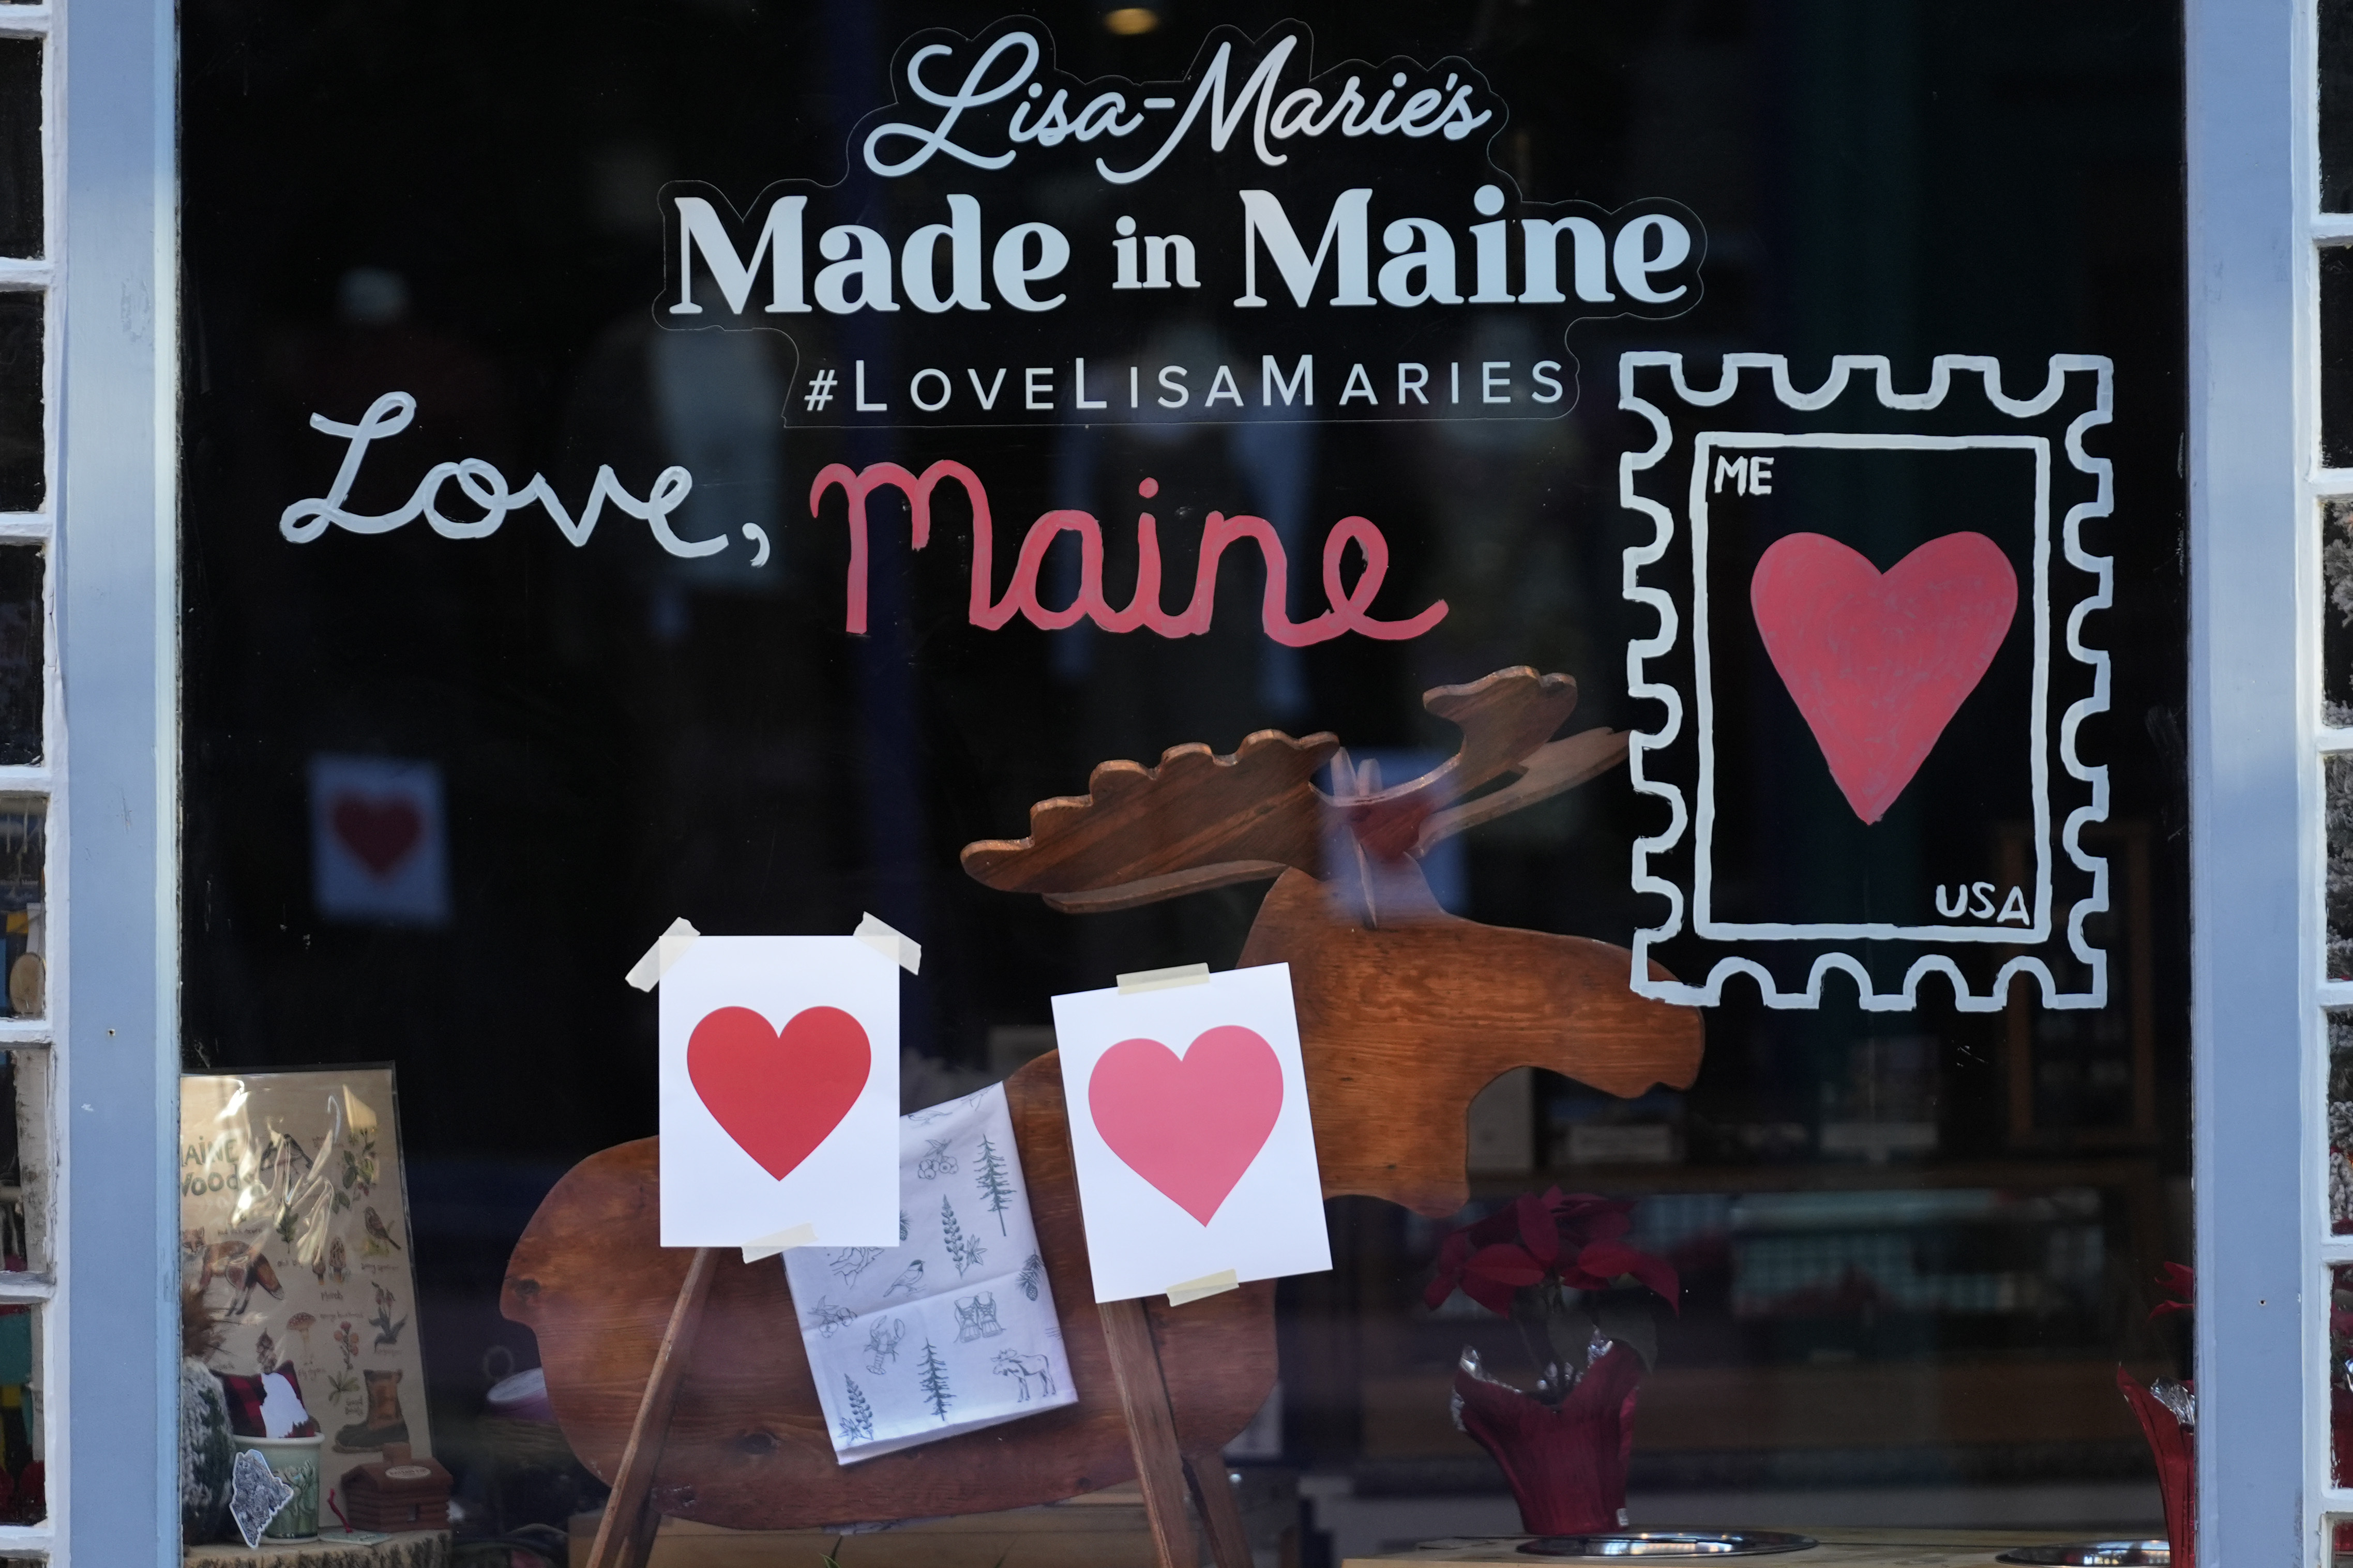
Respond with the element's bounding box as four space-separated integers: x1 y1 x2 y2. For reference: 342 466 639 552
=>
1692 431 2052 943
1620 352 2115 1012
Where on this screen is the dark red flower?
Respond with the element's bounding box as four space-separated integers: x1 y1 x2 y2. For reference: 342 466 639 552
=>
1426 1188 1679 1315
2149 1261 2194 1320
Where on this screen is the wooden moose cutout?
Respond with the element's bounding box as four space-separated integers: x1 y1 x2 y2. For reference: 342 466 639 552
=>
503 666 1698 1566
962 664 1702 1217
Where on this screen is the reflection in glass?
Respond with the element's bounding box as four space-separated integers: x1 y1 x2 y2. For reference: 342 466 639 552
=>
0 292 36 512
0 801 42 1021
0 42 35 260
2334 760 2353 982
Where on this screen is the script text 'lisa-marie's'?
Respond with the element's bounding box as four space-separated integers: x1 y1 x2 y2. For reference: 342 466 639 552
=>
278 391 1449 646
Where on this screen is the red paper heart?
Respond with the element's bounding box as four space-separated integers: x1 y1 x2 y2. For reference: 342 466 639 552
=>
329 794 424 878
1749 531 2018 825
687 1005 870 1180
1088 1026 1284 1226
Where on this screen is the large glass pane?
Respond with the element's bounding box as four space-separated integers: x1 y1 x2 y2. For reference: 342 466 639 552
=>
0 41 37 260
182 2 2190 1556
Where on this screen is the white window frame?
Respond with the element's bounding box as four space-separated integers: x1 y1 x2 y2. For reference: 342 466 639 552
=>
2188 0 2328 1562
51 0 177 1561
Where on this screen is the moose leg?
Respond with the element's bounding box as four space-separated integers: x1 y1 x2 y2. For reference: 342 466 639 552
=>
1098 1298 1209 1568
584 1246 718 1568
1184 1450 1256 1568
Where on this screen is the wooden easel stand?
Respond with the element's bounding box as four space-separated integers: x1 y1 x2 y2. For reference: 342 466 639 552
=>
584 1253 1250 1568
583 1245 718 1568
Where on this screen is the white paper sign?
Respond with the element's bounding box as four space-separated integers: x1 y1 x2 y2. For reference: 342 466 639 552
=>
783 1083 1077 1463
658 935 901 1247
308 753 450 926
1050 963 1331 1302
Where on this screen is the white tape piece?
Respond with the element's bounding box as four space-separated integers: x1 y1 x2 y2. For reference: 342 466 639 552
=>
1166 1268 1240 1306
625 917 701 992
1118 962 1212 994
854 912 922 976
741 1221 819 1263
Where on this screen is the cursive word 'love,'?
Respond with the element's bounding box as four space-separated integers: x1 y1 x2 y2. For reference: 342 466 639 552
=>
280 391 742 561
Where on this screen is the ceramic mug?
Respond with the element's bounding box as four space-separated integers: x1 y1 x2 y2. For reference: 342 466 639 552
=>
231 1434 322 1541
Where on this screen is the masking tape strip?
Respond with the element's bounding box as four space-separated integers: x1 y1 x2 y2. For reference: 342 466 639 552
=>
625 917 701 992
1118 962 1212 994
741 1221 819 1263
1166 1268 1240 1306
854 912 923 976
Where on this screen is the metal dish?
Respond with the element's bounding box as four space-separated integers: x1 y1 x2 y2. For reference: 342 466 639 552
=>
1995 1543 2170 1566
1515 1532 1821 1558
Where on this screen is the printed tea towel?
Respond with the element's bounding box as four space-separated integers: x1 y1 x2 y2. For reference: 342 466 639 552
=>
782 1082 1076 1462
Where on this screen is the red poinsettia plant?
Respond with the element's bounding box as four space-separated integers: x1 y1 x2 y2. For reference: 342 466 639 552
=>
1425 1188 1680 1404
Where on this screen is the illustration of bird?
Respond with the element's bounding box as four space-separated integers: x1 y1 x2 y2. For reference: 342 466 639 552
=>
361 1207 402 1253
882 1259 925 1299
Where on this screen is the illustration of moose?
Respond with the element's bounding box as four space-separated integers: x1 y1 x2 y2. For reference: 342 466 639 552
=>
992 1349 1055 1403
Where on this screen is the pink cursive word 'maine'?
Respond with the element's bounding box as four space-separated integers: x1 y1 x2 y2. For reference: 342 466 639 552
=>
809 460 1447 644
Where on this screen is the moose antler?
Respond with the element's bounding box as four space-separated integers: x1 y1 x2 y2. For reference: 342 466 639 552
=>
960 666 1627 914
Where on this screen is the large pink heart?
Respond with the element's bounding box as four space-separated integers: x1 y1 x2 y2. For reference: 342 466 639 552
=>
1088 1026 1285 1226
1749 531 2018 825
687 1005 870 1180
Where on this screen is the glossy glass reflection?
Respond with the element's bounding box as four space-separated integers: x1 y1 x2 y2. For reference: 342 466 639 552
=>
0 41 36 261
0 293 37 513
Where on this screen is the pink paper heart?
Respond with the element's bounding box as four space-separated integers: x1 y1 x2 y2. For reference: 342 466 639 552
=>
1749 531 2018 824
687 1005 870 1180
1087 1026 1284 1226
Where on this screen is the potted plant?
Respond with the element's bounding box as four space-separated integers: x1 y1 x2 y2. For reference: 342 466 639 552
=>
1424 1189 1679 1534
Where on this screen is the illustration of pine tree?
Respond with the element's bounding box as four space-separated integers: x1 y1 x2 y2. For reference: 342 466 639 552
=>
840 1375 876 1444
916 1339 954 1422
941 1195 986 1275
974 1133 1015 1235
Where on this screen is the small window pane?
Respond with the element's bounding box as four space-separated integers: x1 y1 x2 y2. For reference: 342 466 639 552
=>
2330 759 2353 980
2325 249 2353 469
0 801 43 1023
0 293 38 512
2327 0 2353 209
0 41 36 258
0 549 41 769
2335 1266 2353 1487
